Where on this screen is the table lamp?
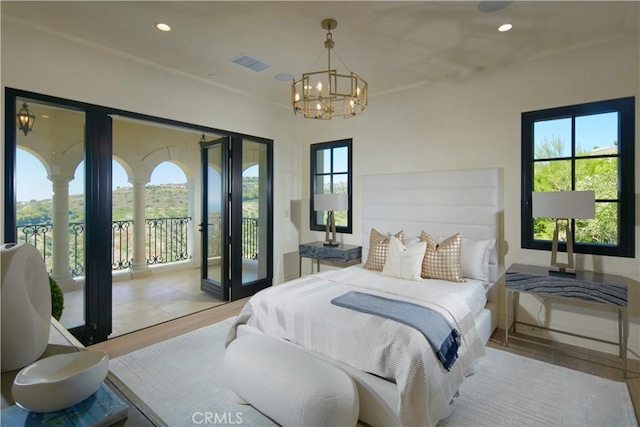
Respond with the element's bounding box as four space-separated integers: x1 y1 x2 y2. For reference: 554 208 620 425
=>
532 190 595 276
314 193 348 247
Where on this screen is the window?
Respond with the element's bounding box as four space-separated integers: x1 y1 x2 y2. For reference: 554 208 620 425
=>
310 139 353 234
521 97 635 258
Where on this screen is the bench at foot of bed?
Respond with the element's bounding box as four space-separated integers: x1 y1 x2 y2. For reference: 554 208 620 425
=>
224 333 360 427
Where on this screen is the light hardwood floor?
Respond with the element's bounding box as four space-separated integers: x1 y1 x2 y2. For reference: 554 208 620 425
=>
91 301 639 423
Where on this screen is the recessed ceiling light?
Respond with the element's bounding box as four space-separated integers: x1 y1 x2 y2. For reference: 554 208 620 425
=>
156 23 171 32
498 23 513 32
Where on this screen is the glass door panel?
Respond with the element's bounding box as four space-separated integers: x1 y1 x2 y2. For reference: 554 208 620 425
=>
200 136 272 301
230 138 272 300
241 140 269 285
14 98 86 331
201 137 228 300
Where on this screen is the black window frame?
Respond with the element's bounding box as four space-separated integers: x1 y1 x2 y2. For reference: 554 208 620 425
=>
310 138 353 234
521 96 635 258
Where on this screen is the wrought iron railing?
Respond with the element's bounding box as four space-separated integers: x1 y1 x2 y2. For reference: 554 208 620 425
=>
112 220 133 271
145 217 191 265
242 218 259 260
70 222 85 276
205 217 259 261
16 223 53 272
16 216 259 278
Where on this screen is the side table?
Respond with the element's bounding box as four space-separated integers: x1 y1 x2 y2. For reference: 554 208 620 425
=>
1 319 158 426
299 241 362 276
505 263 628 377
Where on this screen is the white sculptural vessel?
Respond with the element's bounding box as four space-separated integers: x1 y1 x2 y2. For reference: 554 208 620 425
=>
1 242 52 372
12 350 109 412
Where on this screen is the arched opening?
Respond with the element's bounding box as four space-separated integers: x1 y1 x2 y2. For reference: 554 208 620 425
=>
146 161 190 265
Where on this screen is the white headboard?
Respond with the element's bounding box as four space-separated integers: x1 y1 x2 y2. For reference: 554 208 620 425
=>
362 168 501 283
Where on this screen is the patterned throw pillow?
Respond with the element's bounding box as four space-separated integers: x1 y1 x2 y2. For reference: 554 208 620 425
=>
363 228 404 271
420 231 464 282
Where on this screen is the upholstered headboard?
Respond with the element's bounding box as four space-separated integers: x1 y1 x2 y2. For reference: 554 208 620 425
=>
362 168 502 283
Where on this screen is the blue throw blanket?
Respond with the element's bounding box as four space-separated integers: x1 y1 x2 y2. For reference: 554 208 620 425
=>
331 291 461 371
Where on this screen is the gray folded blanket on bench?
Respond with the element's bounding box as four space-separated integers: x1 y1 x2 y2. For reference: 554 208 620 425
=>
331 291 461 371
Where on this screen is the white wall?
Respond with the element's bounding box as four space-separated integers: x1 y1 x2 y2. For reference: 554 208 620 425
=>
2 15 639 358
298 30 640 358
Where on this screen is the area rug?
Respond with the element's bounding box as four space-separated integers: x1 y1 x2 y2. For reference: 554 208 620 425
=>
109 317 637 427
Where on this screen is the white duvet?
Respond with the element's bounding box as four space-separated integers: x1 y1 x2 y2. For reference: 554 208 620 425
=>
226 266 486 426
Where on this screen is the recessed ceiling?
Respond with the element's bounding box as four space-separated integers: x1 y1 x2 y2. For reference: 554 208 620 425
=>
2 1 638 108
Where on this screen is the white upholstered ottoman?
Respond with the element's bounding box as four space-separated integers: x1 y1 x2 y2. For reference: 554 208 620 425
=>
224 333 359 427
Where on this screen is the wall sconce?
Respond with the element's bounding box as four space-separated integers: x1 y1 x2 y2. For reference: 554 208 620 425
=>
314 193 348 247
532 191 596 276
16 102 36 135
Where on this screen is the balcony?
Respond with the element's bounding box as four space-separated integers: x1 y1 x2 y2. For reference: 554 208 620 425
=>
17 216 260 277
16 217 259 337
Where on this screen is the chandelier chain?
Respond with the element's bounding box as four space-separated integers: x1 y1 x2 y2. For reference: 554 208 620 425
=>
331 49 352 74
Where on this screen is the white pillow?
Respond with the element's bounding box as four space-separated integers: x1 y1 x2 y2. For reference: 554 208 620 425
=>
461 238 495 283
381 236 426 281
402 236 421 247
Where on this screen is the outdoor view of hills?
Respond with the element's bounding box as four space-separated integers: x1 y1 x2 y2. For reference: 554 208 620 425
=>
16 177 261 226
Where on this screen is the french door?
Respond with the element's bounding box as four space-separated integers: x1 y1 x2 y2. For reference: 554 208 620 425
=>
200 136 272 301
5 88 273 344
4 89 112 345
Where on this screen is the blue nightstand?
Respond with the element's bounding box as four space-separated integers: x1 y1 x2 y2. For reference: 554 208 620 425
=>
298 242 362 276
505 263 628 377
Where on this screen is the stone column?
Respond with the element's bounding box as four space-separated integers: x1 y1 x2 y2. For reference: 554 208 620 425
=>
130 179 151 278
50 175 75 290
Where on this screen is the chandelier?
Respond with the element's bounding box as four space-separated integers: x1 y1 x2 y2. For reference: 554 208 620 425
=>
292 19 368 120
16 102 36 135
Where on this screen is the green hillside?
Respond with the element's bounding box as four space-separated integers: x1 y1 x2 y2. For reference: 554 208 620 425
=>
17 181 261 226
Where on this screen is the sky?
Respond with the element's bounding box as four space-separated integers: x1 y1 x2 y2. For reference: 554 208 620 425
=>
16 152 187 202
534 112 618 157
15 112 613 202
16 150 260 202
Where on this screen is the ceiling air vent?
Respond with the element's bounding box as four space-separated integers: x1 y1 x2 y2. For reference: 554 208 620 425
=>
231 54 271 72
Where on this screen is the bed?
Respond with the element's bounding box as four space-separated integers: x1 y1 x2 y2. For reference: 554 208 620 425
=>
226 167 502 427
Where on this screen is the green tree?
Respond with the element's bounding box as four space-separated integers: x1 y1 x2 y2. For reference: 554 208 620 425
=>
533 138 618 244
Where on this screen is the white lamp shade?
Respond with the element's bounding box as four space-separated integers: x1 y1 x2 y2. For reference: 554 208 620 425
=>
532 191 596 219
314 193 348 211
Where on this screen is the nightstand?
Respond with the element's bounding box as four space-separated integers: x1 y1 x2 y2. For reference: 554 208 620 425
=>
298 242 362 276
505 263 628 377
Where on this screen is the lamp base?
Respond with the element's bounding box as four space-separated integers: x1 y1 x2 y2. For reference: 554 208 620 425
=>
323 242 339 247
548 269 577 278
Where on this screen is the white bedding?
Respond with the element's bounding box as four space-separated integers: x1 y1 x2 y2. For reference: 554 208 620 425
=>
333 265 488 318
226 266 486 426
